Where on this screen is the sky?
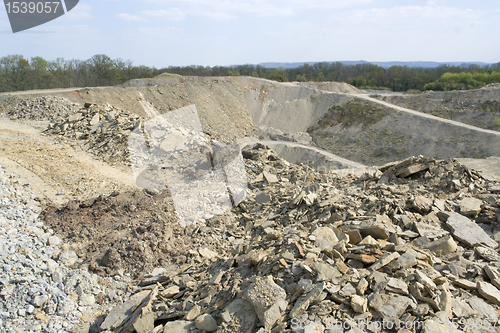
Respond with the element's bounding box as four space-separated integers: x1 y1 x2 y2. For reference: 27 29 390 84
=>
1 0 499 68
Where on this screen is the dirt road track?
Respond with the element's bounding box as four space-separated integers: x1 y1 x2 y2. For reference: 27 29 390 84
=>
456 156 500 181
0 116 137 206
357 94 500 136
0 87 85 97
260 140 366 169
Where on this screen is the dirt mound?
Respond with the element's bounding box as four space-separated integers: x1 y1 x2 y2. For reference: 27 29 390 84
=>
41 189 179 278
121 73 183 87
2 76 363 142
296 81 363 94
308 98 394 131
52 77 257 142
4 75 500 187
244 81 355 133
39 145 285 279
374 87 500 131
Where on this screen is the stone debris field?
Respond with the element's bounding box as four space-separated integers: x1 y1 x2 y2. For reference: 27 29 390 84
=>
0 77 499 333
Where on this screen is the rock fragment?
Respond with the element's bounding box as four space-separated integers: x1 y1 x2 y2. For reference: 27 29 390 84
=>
195 314 218 332
199 247 218 259
351 295 368 313
369 252 399 271
446 212 498 248
58 250 78 266
423 235 457 256
477 281 500 305
162 320 194 333
289 283 324 318
459 197 482 217
243 277 287 330
369 293 413 321
312 227 338 251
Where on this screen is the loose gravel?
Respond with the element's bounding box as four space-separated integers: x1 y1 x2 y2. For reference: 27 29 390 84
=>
0 164 131 333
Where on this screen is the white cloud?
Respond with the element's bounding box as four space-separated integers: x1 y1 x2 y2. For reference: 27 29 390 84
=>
142 8 185 20
191 10 237 20
117 13 147 22
62 3 92 20
332 5 482 31
143 0 373 19
118 8 186 22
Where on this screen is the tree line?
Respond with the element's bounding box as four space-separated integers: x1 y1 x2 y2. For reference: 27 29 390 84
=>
0 54 160 93
1 54 499 93
423 72 500 91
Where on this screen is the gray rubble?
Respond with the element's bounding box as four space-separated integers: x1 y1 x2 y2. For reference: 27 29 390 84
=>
0 165 130 333
94 146 500 333
43 103 141 166
7 96 80 123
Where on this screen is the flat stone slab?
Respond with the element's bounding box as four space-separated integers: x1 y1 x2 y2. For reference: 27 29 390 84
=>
423 235 457 256
369 293 413 321
459 197 482 217
477 281 500 305
244 276 287 330
467 296 499 319
446 212 498 249
163 320 194 333
369 252 400 271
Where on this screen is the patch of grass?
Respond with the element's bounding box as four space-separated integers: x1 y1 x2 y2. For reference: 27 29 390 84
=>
478 101 500 113
397 147 409 158
430 108 454 120
372 149 386 157
308 98 393 132
493 118 500 127
403 89 422 95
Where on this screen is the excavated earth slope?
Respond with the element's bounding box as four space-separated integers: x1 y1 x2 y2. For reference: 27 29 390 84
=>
2 76 500 170
309 97 500 166
0 75 360 142
372 84 500 131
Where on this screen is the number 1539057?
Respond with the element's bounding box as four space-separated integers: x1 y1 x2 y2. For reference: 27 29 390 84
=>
5 2 60 14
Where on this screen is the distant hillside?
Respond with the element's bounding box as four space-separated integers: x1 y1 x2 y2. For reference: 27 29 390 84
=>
259 61 493 69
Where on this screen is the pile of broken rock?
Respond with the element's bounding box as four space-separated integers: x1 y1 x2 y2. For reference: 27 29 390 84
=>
7 96 79 123
44 103 141 165
97 146 500 333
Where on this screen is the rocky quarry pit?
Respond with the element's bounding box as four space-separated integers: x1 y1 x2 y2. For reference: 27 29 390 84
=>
0 75 499 333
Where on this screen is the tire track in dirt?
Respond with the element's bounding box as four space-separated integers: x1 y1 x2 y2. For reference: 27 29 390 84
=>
0 116 138 205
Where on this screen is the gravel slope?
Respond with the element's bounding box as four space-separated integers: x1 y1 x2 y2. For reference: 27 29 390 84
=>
0 164 131 333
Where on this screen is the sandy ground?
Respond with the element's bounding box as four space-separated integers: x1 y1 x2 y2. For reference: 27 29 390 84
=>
0 115 137 206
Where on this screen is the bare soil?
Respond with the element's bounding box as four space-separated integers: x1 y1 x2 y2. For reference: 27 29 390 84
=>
40 189 182 279
308 98 500 166
0 116 136 205
373 85 500 131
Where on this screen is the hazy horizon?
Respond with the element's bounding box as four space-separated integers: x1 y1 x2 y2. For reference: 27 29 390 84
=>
1 0 499 67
